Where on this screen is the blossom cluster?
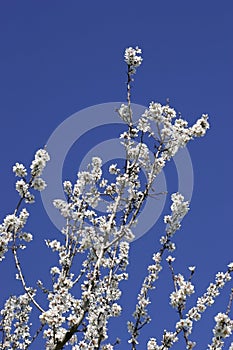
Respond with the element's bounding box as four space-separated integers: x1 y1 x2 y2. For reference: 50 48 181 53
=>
170 273 195 309
0 292 33 349
14 148 50 202
0 208 31 261
208 312 233 349
147 331 179 350
187 268 232 323
124 46 143 69
0 148 49 263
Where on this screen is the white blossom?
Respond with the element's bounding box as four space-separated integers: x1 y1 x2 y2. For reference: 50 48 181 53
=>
13 163 27 177
190 114 210 137
63 180 72 195
117 103 132 125
16 179 29 197
32 177 47 191
166 255 175 263
228 262 233 271
108 163 119 175
30 148 50 177
110 303 122 317
164 192 189 237
124 46 143 68
147 337 159 350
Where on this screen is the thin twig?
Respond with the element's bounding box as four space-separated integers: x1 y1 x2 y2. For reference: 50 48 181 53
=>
226 288 233 316
12 245 45 313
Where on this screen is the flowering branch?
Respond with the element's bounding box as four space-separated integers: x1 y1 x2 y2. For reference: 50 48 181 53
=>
128 193 190 349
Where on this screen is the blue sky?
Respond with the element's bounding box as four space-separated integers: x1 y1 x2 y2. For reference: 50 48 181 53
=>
0 1 233 348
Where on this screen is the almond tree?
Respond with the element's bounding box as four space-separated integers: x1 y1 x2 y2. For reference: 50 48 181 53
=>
0 47 232 350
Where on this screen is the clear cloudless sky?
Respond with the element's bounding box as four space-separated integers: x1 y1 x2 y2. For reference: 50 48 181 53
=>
0 1 233 349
